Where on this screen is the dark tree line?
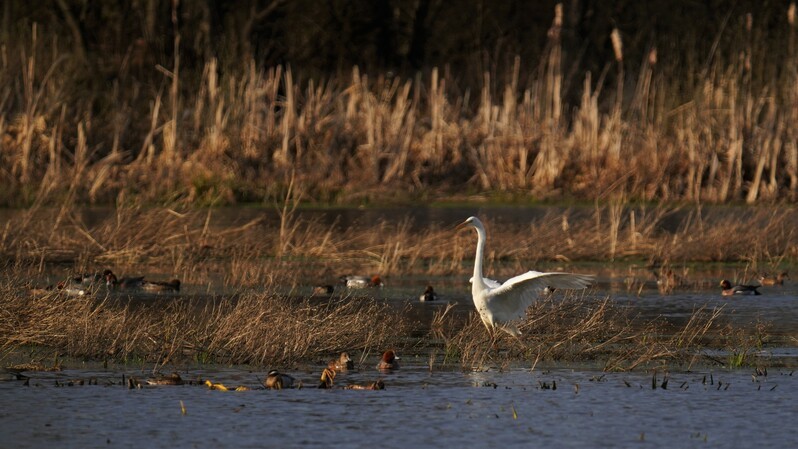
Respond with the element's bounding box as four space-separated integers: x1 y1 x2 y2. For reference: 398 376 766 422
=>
2 1 792 96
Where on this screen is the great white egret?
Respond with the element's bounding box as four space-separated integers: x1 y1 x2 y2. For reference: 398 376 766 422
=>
719 280 761 296
458 216 594 337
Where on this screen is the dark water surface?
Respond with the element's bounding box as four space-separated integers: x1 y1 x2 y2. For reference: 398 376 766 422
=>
1 365 795 449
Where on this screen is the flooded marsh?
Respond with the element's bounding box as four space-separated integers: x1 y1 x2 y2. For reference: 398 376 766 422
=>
1 206 798 448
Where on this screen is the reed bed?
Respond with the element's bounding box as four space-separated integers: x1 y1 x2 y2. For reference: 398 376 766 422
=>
2 6 798 206
1 202 797 286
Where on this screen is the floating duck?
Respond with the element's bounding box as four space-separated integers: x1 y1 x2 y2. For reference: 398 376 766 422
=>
376 350 399 371
204 379 248 391
56 281 88 296
141 279 181 293
759 272 788 286
104 270 145 290
340 275 383 288
419 285 438 302
147 372 184 386
264 370 297 389
318 368 336 389
344 380 385 390
719 280 761 296
328 352 354 371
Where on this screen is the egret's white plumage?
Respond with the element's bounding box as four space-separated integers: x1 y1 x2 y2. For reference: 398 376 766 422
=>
459 216 594 337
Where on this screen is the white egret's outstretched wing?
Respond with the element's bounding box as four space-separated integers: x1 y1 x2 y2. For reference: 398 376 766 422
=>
485 271 594 323
471 276 502 289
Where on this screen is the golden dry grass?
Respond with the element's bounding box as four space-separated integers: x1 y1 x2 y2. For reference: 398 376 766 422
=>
2 5 798 206
0 279 407 368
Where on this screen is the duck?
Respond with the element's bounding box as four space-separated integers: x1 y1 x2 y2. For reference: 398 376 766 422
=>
72 272 104 287
344 380 385 390
104 270 145 290
203 379 249 391
312 285 334 295
29 285 55 296
759 272 788 286
328 352 354 371
141 279 181 293
318 368 336 389
147 372 184 386
264 370 297 389
55 281 88 296
419 285 438 302
340 275 383 288
376 350 399 371
719 280 761 296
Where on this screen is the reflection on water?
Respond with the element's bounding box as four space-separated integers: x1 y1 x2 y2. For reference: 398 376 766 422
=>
1 366 795 449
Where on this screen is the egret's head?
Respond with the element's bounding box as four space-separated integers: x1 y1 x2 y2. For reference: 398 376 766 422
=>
457 216 482 232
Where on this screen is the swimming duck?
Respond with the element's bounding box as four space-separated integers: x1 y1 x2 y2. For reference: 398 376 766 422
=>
147 372 184 386
419 285 438 302
141 279 181 293
719 280 761 296
376 350 399 371
264 370 297 389
344 380 385 390
104 270 145 290
312 285 334 295
318 368 336 389
340 275 383 288
204 379 249 391
328 352 354 371
759 272 788 286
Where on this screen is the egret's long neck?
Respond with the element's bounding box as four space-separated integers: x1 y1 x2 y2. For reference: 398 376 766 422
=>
472 225 486 284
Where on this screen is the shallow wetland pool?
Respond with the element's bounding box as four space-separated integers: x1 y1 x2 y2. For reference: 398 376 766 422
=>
2 206 798 448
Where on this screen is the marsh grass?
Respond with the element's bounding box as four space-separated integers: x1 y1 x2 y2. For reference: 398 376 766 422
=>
0 281 407 368
0 201 794 370
433 291 735 372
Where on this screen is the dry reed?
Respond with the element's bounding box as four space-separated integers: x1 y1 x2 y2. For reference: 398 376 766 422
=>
2 6 798 206
0 280 406 368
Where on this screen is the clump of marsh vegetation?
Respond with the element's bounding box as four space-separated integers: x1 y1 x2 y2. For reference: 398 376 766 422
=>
431 291 738 372
0 279 407 368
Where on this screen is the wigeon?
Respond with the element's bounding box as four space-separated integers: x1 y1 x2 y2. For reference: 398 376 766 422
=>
264 370 297 389
312 285 334 295
340 275 383 288
344 380 385 390
204 379 249 391
104 270 145 290
719 280 761 296
759 272 788 286
147 372 184 386
141 279 181 293
56 281 88 296
419 285 438 302
328 352 354 371
318 368 336 389
376 350 399 371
